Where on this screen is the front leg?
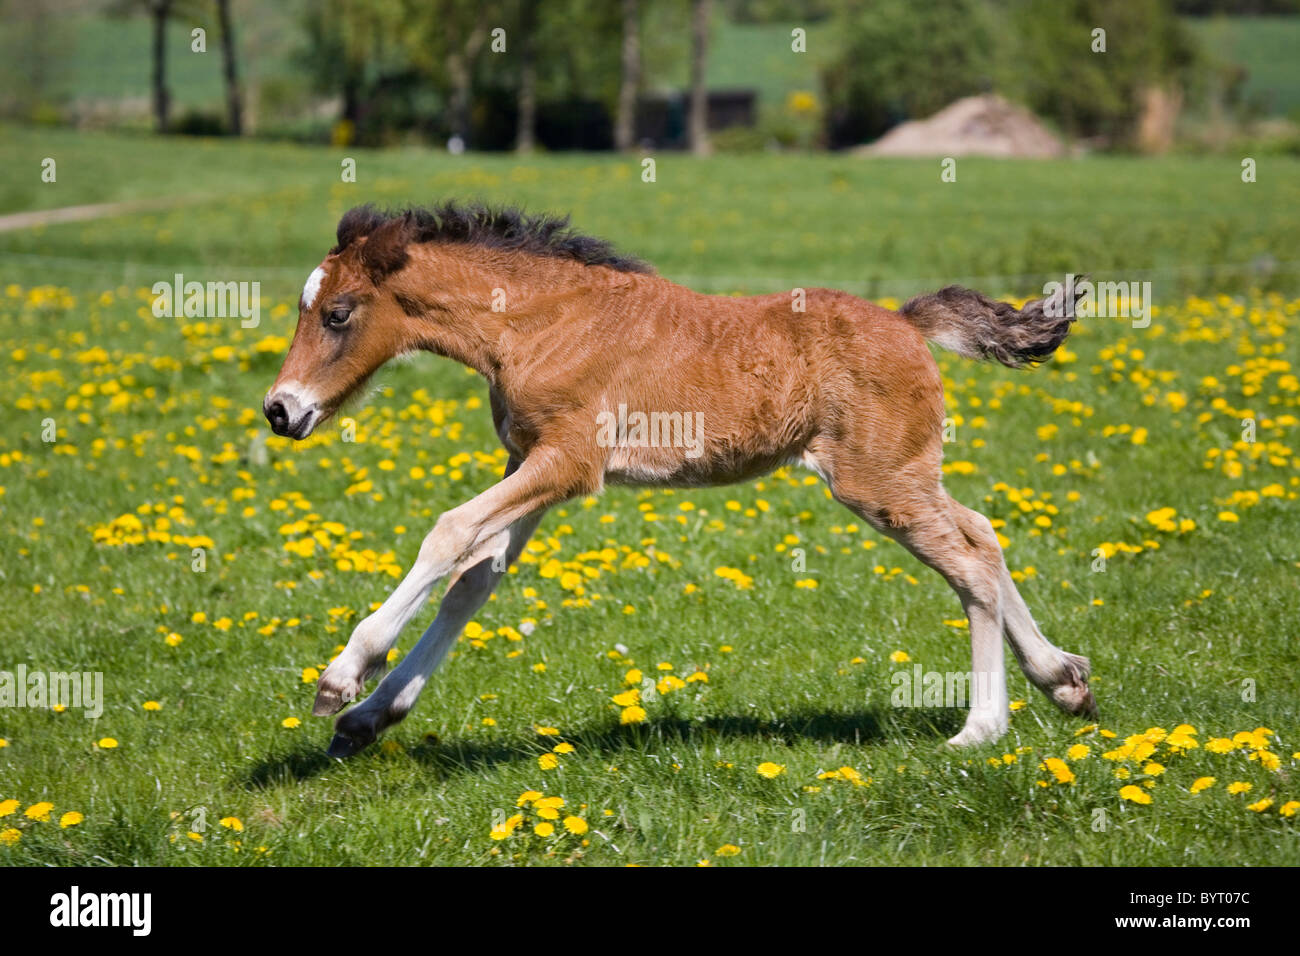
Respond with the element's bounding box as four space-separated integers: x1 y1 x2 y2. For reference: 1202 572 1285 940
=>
327 508 545 756
312 448 580 722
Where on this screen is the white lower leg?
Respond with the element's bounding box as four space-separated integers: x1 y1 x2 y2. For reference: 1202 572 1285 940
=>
327 510 545 754
947 601 1009 747
331 563 496 751
315 571 444 713
315 491 519 715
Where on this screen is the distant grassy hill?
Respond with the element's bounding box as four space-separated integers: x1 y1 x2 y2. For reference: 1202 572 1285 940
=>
1185 15 1300 118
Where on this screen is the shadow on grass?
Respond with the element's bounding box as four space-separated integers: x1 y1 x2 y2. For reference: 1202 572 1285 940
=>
239 704 965 791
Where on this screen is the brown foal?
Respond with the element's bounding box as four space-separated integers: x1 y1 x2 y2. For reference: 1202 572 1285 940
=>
264 202 1096 757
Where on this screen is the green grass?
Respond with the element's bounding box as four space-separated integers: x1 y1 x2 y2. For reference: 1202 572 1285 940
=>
0 130 1297 866
1187 15 1300 119
4 126 1299 300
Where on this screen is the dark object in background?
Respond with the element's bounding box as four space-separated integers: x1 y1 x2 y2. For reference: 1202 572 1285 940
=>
471 89 756 152
636 89 756 150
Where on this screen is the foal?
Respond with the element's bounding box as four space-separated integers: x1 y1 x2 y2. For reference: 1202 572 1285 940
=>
264 202 1096 758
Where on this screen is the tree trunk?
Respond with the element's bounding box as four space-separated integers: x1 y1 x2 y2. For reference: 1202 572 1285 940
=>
688 0 711 156
448 11 489 147
216 0 243 135
515 0 537 152
150 0 172 133
615 0 640 152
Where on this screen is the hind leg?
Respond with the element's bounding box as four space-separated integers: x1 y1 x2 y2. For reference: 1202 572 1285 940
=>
950 505 1096 717
823 456 1012 745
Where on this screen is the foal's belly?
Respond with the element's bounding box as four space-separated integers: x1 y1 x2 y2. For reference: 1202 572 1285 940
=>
602 442 802 489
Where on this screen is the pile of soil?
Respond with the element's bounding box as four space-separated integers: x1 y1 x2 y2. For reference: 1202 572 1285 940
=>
858 94 1066 158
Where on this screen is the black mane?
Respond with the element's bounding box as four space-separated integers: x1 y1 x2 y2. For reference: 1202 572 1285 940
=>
331 201 652 276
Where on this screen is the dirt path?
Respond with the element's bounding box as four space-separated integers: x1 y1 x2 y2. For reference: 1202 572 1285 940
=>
0 197 185 233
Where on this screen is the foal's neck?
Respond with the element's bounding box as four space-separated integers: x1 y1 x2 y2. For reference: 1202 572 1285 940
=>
395 245 614 384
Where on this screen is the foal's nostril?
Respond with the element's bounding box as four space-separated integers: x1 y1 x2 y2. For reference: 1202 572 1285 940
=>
266 399 288 433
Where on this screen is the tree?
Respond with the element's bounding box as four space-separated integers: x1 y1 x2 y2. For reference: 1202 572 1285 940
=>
446 6 491 146
1006 0 1200 146
516 0 537 151
215 0 243 134
688 0 711 155
298 0 410 144
147 0 174 132
615 0 641 151
821 0 998 147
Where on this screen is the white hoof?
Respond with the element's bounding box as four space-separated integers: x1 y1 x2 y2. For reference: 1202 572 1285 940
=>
946 714 1008 748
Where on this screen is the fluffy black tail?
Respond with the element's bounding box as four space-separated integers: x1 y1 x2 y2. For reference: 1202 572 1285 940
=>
900 280 1081 369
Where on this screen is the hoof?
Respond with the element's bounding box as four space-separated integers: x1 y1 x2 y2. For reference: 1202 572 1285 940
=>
1050 653 1098 718
327 706 383 757
312 685 349 717
326 730 369 759
1053 683 1099 719
946 716 1008 748
312 664 367 716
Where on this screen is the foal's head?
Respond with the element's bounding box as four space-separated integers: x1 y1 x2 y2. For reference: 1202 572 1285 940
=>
265 202 649 439
263 213 419 439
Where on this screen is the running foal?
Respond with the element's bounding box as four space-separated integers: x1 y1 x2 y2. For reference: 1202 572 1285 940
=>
263 203 1096 757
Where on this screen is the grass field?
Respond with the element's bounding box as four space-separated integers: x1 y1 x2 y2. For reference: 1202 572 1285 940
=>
0 128 1298 866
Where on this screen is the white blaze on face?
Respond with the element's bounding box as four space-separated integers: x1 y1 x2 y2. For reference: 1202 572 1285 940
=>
301 266 328 310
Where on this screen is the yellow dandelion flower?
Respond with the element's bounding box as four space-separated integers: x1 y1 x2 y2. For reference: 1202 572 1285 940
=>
1043 758 1075 784
756 762 785 779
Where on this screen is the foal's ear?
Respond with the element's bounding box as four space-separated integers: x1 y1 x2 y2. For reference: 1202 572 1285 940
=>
358 214 413 282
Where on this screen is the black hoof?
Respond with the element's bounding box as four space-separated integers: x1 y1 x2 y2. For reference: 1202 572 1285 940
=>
326 731 370 758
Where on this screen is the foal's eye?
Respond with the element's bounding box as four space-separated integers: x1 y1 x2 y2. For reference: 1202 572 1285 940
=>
326 308 352 328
